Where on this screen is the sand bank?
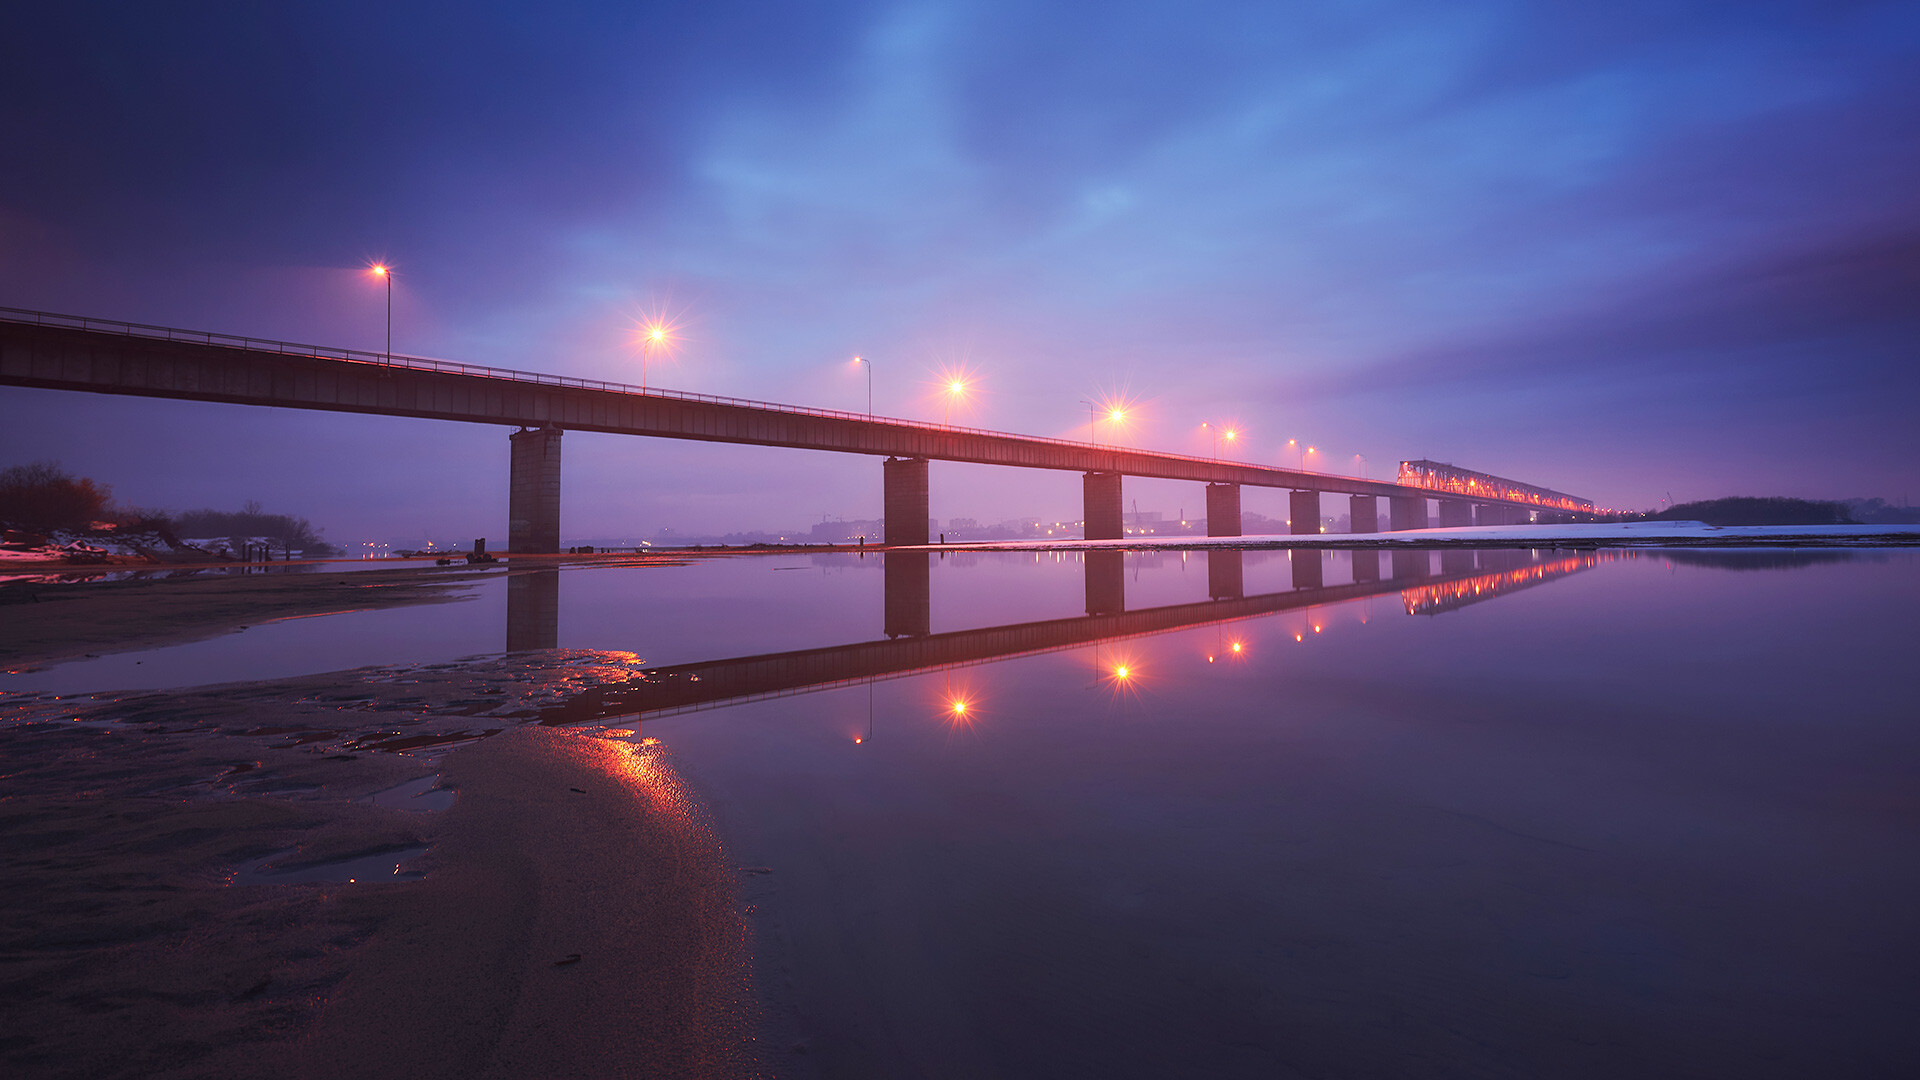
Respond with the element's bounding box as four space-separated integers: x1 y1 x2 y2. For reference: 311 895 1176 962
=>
0 713 753 1079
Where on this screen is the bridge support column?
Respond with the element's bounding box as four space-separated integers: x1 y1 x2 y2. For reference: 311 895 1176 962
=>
505 568 560 652
1290 548 1324 589
1085 550 1125 614
1438 499 1475 528
1349 495 1378 534
1289 490 1320 535
884 551 931 638
1205 483 1242 537
1084 471 1123 540
883 457 930 546
1441 548 1476 575
508 424 562 554
1389 496 1427 531
1207 549 1244 600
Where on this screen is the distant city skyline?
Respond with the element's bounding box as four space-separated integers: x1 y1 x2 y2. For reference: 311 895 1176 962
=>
4 2 1917 542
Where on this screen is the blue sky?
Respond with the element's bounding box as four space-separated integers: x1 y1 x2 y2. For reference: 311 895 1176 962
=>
4 1 1917 543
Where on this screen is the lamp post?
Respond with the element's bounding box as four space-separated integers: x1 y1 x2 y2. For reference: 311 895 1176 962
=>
853 356 871 417
1203 421 1238 460
640 325 667 391
1083 400 1124 445
370 264 392 361
1354 454 1369 479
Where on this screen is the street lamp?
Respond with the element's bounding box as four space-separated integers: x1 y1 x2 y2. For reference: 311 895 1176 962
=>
1304 446 1319 471
1353 454 1369 479
1084 400 1126 445
369 263 392 361
852 356 871 417
1202 421 1239 460
639 323 670 391
1286 438 1302 471
942 377 967 425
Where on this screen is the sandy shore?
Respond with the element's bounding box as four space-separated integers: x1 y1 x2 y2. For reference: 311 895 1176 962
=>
0 716 755 1080
1 564 498 670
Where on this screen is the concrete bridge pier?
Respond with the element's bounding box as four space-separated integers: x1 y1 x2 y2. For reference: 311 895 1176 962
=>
1207 549 1245 600
1438 499 1475 528
1085 550 1125 614
1289 490 1320 535
884 551 931 638
508 424 563 553
1350 495 1379 534
1389 495 1427 531
1205 483 1242 537
1084 471 1123 540
1441 548 1476 575
883 457 930 546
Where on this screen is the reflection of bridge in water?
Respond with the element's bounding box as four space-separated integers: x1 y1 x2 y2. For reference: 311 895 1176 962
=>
509 548 1601 725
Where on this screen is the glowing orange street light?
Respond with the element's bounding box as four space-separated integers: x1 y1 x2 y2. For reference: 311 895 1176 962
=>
942 378 968 425
1202 421 1240 459
638 322 672 390
368 263 392 361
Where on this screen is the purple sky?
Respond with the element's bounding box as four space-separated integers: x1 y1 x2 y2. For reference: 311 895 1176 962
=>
4 1 1917 544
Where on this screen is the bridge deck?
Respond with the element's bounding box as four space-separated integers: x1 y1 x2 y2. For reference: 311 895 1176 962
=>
1 308 1548 505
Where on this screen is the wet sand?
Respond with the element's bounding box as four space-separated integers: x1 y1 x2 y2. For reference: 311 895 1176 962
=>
0 565 497 670
0 708 754 1079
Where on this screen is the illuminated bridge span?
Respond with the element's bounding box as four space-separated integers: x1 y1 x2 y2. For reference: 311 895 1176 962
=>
1397 460 1593 515
1 307 1590 549
520 548 1600 724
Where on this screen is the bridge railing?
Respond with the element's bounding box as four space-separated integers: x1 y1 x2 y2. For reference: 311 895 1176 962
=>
6 305 1371 480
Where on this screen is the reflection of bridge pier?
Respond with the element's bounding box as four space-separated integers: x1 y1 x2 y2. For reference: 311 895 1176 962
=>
1290 548 1324 589
1207 549 1244 600
1390 549 1430 581
1352 549 1381 583
505 568 560 652
884 551 930 638
1440 548 1476 575
1085 550 1126 615
535 550 1602 727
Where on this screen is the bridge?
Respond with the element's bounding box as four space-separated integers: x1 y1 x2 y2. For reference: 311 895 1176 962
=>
0 307 1594 550
513 547 1602 724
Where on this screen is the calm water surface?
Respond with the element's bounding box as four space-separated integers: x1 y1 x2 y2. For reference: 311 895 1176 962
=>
7 547 1917 1077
